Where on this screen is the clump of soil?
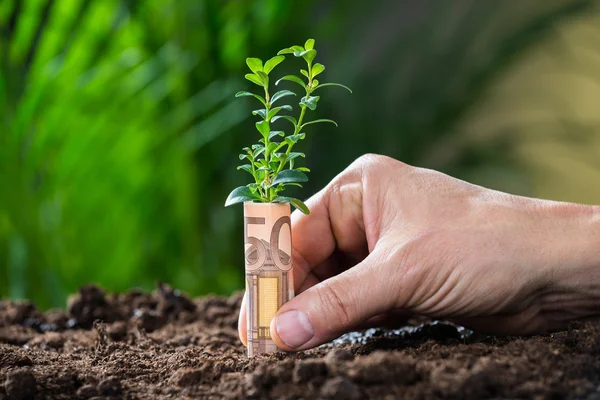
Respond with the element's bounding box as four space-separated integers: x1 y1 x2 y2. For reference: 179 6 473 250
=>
1 284 599 399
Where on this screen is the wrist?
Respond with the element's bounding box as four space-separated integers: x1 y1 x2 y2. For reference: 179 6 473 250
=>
539 202 600 325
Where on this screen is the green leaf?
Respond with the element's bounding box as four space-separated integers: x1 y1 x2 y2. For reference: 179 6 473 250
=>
264 55 285 74
235 91 267 106
256 71 269 86
271 90 296 104
283 183 303 188
314 82 353 93
296 167 311 172
285 133 306 145
245 73 263 86
269 131 285 140
277 46 303 55
300 69 309 78
287 152 305 162
252 145 265 158
247 183 259 194
294 49 317 63
246 58 263 73
273 196 310 214
301 119 338 129
252 109 267 119
300 96 320 111
266 142 278 154
256 120 270 139
271 115 297 128
276 75 306 89
271 169 308 186
304 38 315 50
225 186 259 206
237 164 253 174
267 105 293 120
311 63 325 78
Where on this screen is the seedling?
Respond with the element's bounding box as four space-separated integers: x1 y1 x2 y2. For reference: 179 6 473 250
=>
224 38 352 214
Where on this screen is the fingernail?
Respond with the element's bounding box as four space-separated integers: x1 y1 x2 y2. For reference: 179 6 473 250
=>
275 310 314 348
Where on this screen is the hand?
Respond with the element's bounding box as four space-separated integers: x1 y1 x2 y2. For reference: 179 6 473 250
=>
238 154 600 351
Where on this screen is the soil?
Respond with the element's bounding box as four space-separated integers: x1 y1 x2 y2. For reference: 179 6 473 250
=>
1 284 599 399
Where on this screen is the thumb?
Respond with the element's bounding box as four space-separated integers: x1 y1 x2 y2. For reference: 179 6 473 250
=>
269 251 395 351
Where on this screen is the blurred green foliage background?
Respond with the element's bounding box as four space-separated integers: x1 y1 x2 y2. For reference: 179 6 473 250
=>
2 0 600 309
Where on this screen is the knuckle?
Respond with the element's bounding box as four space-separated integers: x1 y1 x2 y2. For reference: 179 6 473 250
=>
314 280 354 329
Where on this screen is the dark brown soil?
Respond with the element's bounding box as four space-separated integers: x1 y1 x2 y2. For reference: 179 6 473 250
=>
1 284 600 399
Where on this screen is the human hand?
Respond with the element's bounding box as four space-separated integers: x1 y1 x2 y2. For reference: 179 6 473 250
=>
238 154 600 351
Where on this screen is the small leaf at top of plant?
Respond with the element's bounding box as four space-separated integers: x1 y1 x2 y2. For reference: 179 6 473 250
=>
264 55 285 74
271 90 296 104
300 69 309 78
314 82 353 93
255 120 270 139
245 73 263 86
270 169 308 187
300 95 320 111
269 131 285 140
301 119 338 129
294 49 316 63
311 63 325 78
304 38 315 50
252 109 267 119
276 75 305 89
296 167 310 172
246 58 263 73
225 186 260 206
256 71 269 86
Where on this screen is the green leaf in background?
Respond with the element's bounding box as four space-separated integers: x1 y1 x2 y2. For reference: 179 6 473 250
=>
314 82 353 93
245 73 264 86
300 95 320 110
264 55 285 74
271 90 296 104
246 58 264 73
271 169 309 186
225 186 259 206
235 91 267 106
276 75 306 89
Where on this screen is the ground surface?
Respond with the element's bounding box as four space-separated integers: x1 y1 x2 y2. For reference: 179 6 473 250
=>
1 285 599 399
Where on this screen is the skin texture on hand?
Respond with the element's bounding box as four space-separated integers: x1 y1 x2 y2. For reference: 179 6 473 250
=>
238 154 600 351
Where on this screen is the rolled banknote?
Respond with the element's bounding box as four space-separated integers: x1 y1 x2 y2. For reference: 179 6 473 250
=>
244 202 294 357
